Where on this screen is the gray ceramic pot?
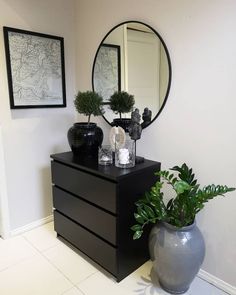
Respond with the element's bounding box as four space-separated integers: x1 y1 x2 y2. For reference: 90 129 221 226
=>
149 221 205 294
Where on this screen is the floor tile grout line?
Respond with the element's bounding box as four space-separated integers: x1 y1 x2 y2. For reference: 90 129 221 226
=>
38 252 77 287
75 285 86 295
21 235 79 287
60 285 86 295
23 234 101 289
40 250 99 289
22 234 61 253
0 235 40 273
22 232 101 288
76 271 99 285
61 285 86 295
0 233 93 294
60 286 75 295
21 235 54 254
40 243 61 253
0 254 39 274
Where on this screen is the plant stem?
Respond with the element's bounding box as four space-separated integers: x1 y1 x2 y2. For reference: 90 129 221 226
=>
88 114 91 123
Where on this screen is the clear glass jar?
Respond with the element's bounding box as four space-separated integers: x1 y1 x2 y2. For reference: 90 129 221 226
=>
98 145 113 165
115 140 135 168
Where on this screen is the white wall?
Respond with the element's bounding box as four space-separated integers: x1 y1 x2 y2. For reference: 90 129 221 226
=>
0 0 76 231
75 0 236 288
0 125 10 238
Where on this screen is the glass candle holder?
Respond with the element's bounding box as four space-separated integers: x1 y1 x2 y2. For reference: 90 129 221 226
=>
115 140 135 168
98 145 113 165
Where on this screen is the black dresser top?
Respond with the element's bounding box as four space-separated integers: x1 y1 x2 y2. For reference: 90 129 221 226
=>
51 152 161 182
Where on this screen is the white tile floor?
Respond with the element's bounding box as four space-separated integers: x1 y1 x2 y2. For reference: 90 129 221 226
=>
0 222 228 295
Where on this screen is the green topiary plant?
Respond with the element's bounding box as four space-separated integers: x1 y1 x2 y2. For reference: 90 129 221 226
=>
109 91 135 119
131 163 235 239
74 91 104 123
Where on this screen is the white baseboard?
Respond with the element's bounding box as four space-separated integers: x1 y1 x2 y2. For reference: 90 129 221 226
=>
198 269 236 295
10 215 53 237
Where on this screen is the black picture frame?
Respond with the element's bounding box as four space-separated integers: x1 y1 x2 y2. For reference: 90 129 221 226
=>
92 43 121 102
3 26 66 109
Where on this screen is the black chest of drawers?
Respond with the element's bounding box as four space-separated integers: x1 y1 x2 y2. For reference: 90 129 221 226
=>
50 152 161 282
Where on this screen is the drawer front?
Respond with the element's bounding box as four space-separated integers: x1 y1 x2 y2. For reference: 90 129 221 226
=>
53 186 116 245
51 161 116 213
54 211 117 276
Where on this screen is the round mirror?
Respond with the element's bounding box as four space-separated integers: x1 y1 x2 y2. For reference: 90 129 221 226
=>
92 21 171 129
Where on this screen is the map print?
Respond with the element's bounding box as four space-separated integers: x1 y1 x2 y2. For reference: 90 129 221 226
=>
8 32 63 106
94 45 119 101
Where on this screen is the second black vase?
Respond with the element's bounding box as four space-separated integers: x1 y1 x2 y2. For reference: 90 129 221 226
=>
112 118 131 133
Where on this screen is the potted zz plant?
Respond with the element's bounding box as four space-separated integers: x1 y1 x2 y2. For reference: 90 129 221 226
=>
67 91 104 158
109 91 135 132
131 163 235 294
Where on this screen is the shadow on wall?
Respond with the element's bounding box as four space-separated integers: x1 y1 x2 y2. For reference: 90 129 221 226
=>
10 109 73 120
40 166 53 217
40 140 72 218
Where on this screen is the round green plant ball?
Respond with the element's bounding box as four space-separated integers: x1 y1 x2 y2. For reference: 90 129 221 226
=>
74 91 104 122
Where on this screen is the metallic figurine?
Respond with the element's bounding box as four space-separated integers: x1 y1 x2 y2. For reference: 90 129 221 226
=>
128 108 144 163
141 107 152 128
128 108 142 140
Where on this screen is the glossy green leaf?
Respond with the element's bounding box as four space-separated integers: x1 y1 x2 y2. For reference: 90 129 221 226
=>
137 207 149 220
130 224 142 231
174 180 192 194
143 205 155 218
134 213 144 224
133 230 143 240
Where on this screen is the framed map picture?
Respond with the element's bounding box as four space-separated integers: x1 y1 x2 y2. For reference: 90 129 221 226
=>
3 27 66 109
93 44 121 102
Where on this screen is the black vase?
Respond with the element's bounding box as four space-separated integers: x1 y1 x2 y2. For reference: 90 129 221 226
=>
67 122 103 158
112 118 131 133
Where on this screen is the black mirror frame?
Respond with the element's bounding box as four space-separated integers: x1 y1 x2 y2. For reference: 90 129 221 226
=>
92 20 172 129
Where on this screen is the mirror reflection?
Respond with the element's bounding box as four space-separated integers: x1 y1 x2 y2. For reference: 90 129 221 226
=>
92 21 171 128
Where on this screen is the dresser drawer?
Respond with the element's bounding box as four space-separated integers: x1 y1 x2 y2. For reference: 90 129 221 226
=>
53 186 116 245
51 161 116 213
54 211 117 275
